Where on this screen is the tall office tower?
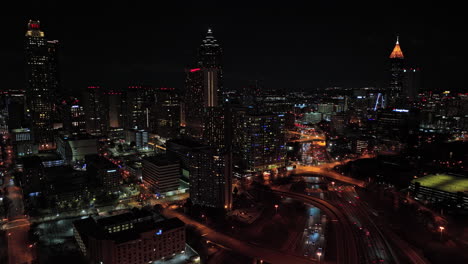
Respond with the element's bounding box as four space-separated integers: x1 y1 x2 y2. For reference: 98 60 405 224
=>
5 89 26 130
58 97 86 136
0 91 9 133
124 85 153 130
166 139 232 210
388 36 405 103
70 102 87 136
403 67 421 101
84 86 108 136
203 106 226 150
184 29 223 138
235 112 286 174
190 148 232 210
24 20 56 148
107 89 124 128
150 87 180 140
46 40 60 96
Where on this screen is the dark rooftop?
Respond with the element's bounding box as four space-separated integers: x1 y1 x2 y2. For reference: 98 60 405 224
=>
45 166 91 194
38 152 62 161
143 155 179 166
20 156 43 169
74 209 184 244
61 134 98 141
86 155 118 170
154 217 185 231
167 137 206 149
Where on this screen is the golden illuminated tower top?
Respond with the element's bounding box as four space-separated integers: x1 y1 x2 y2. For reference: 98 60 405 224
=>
389 36 404 59
25 20 45 38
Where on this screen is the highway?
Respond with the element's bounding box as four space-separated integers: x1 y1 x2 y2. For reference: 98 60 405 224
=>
162 208 324 264
294 164 367 188
288 130 326 143
271 189 360 264
330 185 399 263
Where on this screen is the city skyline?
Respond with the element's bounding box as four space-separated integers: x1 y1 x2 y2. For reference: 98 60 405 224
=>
1 4 464 94
1 5 467 264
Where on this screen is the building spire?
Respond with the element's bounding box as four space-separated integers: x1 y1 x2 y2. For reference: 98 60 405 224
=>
396 35 399 44
389 36 404 59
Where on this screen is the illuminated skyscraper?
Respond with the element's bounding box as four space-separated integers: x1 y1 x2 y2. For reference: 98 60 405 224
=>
388 36 405 100
184 29 223 138
234 111 286 174
24 20 57 148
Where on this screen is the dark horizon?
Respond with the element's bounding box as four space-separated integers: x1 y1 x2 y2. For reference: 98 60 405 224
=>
1 3 465 94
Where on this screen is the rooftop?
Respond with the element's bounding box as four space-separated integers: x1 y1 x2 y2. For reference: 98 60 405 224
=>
143 155 179 166
73 209 184 244
11 128 31 133
86 155 118 170
412 174 468 193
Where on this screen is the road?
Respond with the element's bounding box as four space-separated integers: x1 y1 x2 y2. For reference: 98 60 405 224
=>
294 164 367 188
329 184 399 264
2 218 35 264
162 208 324 264
288 130 326 143
271 189 360 264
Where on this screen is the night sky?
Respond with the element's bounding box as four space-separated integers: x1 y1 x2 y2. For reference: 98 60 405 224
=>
1 2 465 94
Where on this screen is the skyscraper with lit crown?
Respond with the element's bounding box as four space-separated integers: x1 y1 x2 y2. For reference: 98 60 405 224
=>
24 20 58 148
388 36 405 103
184 28 223 138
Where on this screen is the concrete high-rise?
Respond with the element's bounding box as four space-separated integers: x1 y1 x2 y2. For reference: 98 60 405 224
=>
167 139 232 210
142 155 180 194
234 112 286 174
150 87 180 140
189 148 232 210
403 67 421 101
123 85 154 130
107 89 124 128
24 20 57 148
84 86 108 136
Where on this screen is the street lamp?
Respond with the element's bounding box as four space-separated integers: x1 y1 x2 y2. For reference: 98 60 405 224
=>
439 226 445 241
317 251 322 263
274 204 279 214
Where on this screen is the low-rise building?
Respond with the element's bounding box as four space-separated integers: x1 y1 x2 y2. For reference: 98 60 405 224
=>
142 155 180 194
86 155 121 190
56 135 98 165
73 208 185 264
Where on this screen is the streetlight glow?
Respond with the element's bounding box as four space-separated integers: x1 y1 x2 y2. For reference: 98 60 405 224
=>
439 226 445 241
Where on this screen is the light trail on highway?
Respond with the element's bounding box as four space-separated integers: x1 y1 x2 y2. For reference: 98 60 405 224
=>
330 185 398 263
272 189 360 264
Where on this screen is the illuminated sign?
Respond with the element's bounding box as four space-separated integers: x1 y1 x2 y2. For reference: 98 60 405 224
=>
190 68 201 72
156 229 162 235
107 169 117 173
392 109 409 113
71 105 80 108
